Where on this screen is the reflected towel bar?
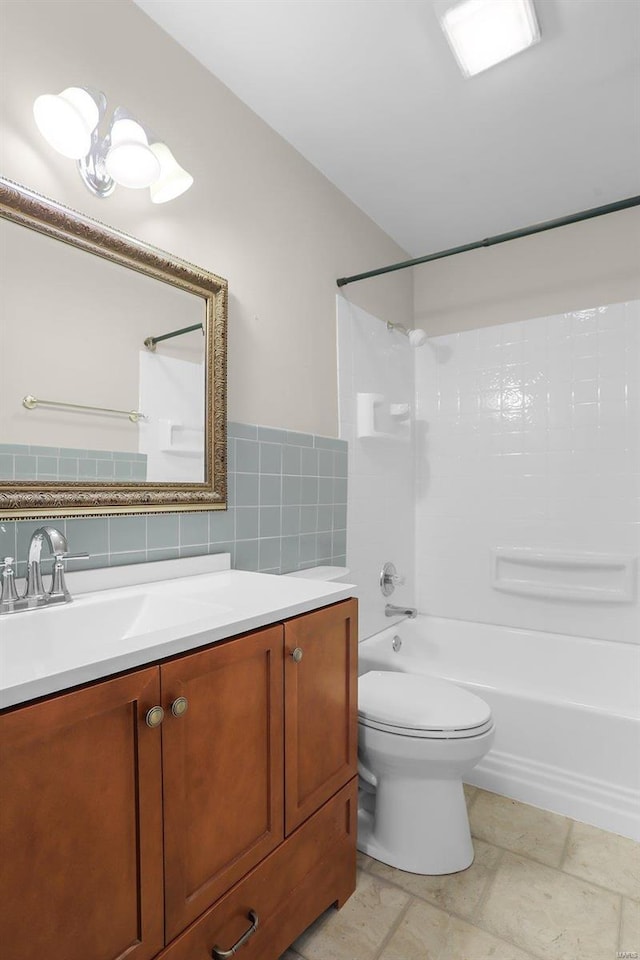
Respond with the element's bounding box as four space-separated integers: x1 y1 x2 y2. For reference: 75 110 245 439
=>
144 322 203 351
22 394 146 423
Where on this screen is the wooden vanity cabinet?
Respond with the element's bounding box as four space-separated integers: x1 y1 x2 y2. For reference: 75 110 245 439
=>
161 624 285 940
284 599 358 833
0 667 165 960
0 598 358 960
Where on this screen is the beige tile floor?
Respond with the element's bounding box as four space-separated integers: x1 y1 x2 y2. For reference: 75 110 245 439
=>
281 786 640 960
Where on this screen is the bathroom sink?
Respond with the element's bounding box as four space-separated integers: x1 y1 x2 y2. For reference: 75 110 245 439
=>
0 589 231 687
124 592 231 638
0 558 354 709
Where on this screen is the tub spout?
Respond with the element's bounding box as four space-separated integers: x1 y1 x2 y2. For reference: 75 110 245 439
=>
385 603 417 619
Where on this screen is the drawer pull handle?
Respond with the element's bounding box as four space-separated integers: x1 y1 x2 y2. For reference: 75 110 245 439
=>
211 910 259 958
171 696 189 718
145 705 165 728
291 647 303 663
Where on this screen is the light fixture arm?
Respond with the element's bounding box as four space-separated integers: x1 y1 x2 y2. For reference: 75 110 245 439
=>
77 124 115 198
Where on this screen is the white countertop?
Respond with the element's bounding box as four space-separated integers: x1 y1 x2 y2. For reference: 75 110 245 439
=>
0 556 355 709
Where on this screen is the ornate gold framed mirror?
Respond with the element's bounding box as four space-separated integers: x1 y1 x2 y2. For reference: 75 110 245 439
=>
0 178 227 519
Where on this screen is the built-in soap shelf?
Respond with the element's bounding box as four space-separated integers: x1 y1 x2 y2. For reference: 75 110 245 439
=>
491 547 638 603
357 392 411 441
158 419 203 456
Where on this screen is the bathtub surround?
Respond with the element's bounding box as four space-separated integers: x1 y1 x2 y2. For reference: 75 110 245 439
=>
337 297 415 640
0 443 147 482
409 301 639 835
415 300 639 645
338 299 638 837
0 422 347 578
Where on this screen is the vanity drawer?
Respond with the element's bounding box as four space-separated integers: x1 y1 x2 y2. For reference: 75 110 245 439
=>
158 777 357 960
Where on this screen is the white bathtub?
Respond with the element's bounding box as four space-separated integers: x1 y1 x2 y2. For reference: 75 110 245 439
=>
358 616 640 840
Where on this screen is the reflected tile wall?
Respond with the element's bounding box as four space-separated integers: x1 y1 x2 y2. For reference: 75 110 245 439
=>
415 300 640 644
0 422 347 577
0 443 147 481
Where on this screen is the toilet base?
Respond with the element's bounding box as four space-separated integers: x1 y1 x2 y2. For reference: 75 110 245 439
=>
356 776 475 875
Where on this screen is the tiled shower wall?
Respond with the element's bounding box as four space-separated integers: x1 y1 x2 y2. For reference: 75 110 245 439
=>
415 300 640 644
0 422 347 577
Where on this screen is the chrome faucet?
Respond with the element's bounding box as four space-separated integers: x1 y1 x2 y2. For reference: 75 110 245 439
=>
25 525 69 600
385 603 418 619
0 526 88 615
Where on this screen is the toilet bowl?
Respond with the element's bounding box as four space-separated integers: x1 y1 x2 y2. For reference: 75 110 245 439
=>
283 567 493 875
358 670 494 875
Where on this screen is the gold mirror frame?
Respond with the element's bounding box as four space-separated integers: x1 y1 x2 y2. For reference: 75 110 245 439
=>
0 178 227 519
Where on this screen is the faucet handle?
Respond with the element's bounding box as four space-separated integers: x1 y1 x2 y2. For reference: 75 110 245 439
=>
50 552 90 600
380 561 405 597
1 557 19 603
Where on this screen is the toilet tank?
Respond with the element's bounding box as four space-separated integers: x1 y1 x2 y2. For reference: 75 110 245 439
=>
285 565 351 583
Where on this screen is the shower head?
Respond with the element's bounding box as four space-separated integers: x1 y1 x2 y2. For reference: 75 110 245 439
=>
408 328 428 348
386 320 428 347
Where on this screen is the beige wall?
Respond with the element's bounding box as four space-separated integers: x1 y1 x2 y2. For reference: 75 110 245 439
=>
0 216 205 450
414 207 640 335
0 0 412 439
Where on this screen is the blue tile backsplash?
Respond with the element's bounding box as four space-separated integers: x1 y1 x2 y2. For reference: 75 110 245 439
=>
0 422 347 577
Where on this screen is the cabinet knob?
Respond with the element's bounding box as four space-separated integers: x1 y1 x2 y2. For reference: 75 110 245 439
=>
291 647 304 663
145 705 165 728
171 696 189 718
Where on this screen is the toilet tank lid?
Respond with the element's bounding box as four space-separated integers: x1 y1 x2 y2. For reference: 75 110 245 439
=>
284 565 350 582
359 671 491 732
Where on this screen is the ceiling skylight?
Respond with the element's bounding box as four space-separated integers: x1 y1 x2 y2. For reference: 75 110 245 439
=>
439 0 541 78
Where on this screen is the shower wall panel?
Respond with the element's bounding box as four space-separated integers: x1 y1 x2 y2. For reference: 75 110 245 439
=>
337 297 415 640
415 300 639 644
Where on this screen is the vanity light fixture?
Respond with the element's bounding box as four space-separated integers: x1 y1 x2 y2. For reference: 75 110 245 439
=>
437 0 541 78
33 87 193 203
104 115 160 189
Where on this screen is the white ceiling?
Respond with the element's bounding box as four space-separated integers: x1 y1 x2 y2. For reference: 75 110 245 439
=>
135 0 640 256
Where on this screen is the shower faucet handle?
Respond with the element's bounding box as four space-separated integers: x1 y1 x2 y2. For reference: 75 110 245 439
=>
380 561 405 597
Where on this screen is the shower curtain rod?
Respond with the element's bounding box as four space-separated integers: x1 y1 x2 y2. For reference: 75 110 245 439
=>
144 322 203 351
336 195 640 288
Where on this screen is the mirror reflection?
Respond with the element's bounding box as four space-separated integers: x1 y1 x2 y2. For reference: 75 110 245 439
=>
0 217 207 484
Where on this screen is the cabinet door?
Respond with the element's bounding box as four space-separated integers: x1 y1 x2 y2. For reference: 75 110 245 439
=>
0 667 164 960
162 625 284 940
284 599 358 833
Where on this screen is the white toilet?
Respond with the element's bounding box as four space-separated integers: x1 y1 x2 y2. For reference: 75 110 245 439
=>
358 670 494 875
285 566 494 876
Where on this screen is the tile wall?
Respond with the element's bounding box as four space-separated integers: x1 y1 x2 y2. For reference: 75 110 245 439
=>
415 300 640 644
0 443 147 482
0 422 348 578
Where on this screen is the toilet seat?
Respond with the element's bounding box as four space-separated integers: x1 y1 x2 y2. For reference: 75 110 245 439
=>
358 671 493 740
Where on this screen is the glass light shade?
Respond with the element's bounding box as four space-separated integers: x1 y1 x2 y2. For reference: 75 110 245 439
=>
440 0 540 77
33 87 99 159
149 143 194 203
105 118 160 189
